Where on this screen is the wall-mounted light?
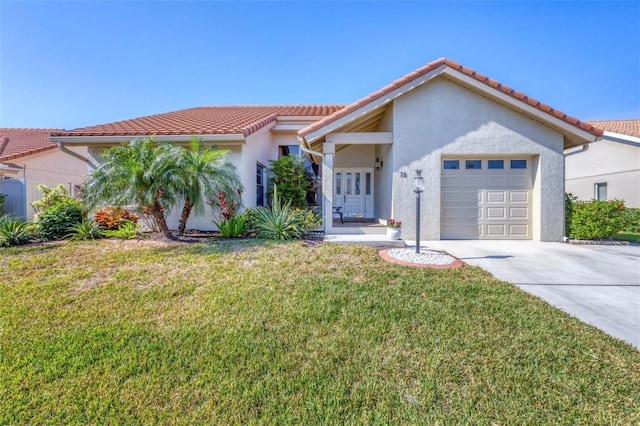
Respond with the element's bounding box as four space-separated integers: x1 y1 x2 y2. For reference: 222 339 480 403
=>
375 157 383 171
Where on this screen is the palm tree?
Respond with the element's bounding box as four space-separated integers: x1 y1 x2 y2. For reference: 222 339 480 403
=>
82 138 184 239
176 138 242 235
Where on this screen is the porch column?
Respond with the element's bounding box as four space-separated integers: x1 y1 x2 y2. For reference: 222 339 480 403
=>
323 142 335 234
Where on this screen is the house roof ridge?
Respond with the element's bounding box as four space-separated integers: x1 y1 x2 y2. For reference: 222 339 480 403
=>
298 57 603 139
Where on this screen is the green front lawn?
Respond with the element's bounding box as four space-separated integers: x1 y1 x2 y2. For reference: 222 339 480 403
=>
1 240 638 424
613 232 640 243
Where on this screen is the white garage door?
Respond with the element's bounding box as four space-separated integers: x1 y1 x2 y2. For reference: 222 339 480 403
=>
441 158 532 239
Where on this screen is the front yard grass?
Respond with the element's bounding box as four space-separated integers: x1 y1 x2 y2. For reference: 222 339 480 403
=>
1 239 638 424
612 231 640 243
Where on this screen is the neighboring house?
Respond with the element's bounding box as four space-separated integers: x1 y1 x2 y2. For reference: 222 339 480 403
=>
51 58 602 241
565 119 640 208
0 128 88 219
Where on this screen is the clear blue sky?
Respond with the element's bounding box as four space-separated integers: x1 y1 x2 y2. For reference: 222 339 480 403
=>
1 1 638 130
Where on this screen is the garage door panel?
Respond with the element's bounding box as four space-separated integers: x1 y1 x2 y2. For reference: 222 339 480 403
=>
442 224 482 239
508 175 529 188
509 191 528 203
486 224 507 237
487 176 506 187
509 224 529 236
486 191 505 203
509 207 528 219
442 157 532 240
442 176 463 187
487 207 506 219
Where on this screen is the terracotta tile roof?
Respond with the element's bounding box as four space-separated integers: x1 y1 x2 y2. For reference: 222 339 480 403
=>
299 58 603 139
0 128 62 162
52 105 345 138
587 119 640 138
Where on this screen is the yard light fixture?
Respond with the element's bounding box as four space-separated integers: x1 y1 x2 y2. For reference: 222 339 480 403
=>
375 157 383 171
413 169 425 254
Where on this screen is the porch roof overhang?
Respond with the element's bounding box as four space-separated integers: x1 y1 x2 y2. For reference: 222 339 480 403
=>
298 59 602 155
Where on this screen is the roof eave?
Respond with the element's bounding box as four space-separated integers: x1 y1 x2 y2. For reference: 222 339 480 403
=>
50 134 247 145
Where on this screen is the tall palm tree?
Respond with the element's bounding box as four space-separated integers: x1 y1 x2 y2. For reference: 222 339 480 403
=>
176 138 242 235
82 138 184 239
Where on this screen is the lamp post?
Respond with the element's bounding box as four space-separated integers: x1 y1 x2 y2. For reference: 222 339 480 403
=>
413 170 425 254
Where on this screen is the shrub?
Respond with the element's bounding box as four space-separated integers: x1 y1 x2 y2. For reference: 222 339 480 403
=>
0 193 6 215
268 155 315 208
252 190 318 240
623 208 640 233
0 214 33 247
102 220 138 239
36 199 87 241
94 206 139 230
32 184 74 214
65 220 103 241
567 198 626 240
564 193 578 238
213 214 247 238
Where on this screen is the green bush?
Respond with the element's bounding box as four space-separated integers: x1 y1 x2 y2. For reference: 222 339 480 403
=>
0 193 6 215
213 214 247 238
268 155 315 208
622 208 640 233
102 220 138 239
36 199 87 241
567 198 626 240
65 220 103 241
0 214 33 247
32 184 74 214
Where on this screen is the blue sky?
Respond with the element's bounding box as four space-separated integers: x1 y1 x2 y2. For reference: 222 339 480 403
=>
1 1 638 130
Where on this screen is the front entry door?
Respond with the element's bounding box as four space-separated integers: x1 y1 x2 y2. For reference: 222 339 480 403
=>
334 168 374 219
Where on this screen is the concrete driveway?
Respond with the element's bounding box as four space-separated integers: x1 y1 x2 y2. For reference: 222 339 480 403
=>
421 240 640 349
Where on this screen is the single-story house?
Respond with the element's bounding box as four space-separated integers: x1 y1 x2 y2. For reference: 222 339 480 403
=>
51 58 603 241
0 128 88 219
565 119 639 208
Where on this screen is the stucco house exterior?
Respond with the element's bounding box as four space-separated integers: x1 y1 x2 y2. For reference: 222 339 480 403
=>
0 128 88 219
565 119 639 208
51 58 602 241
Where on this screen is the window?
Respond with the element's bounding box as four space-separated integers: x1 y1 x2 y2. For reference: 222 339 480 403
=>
335 173 342 195
510 159 527 169
465 160 482 169
365 172 371 195
443 160 459 169
595 182 607 201
256 163 265 206
279 145 300 157
488 160 504 169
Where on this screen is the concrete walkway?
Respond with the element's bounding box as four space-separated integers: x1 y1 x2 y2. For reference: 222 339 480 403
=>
414 240 640 349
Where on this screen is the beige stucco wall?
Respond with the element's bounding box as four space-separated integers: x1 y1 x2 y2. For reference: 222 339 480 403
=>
6 146 88 220
390 78 566 241
565 137 640 208
334 145 375 168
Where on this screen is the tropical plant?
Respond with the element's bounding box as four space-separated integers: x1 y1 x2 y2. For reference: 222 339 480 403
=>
65 220 103 241
36 199 87 241
252 188 318 240
94 206 138 230
268 154 315 208
213 214 247 238
175 138 242 235
0 214 33 247
32 184 74 214
102 220 138 239
81 138 184 239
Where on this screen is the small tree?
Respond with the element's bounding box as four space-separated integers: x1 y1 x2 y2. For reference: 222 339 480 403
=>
82 138 184 239
175 138 242 235
268 154 314 209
